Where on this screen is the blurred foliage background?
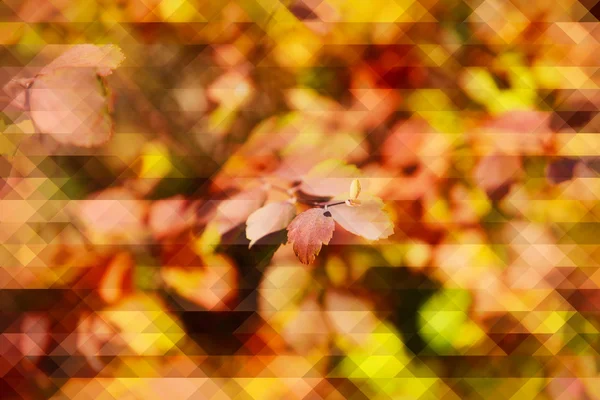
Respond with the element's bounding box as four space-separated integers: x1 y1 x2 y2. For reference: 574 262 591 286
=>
2 0 600 399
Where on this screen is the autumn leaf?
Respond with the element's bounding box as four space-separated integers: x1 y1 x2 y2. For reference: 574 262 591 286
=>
75 187 147 244
246 201 296 248
328 196 394 241
148 196 197 239
206 70 254 109
546 158 578 185
98 252 134 304
26 44 125 147
41 44 125 76
280 295 329 353
349 178 361 200
324 290 378 347
258 263 313 323
19 313 50 364
473 153 522 195
161 254 238 311
100 293 185 355
287 208 335 264
475 111 553 156
209 186 267 236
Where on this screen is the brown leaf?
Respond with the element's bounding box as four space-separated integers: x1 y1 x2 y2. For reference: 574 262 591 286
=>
287 208 335 264
328 196 393 240
246 201 296 248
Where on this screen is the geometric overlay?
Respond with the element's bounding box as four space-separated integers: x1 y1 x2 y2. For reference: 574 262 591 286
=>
2 1 600 399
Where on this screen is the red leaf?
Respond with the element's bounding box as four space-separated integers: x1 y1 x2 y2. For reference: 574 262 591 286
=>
287 208 335 264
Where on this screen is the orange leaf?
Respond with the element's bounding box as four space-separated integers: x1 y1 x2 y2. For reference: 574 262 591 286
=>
161 254 238 311
99 252 134 304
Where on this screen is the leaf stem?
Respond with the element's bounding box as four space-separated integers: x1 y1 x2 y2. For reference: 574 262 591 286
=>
323 201 346 209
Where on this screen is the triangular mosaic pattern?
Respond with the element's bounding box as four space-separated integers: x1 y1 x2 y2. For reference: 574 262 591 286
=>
2 1 600 399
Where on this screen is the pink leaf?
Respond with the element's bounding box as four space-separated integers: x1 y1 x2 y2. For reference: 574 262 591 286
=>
328 197 394 241
29 68 113 147
76 188 147 241
41 44 125 77
287 208 335 264
246 201 296 248
324 290 377 346
211 187 267 236
2 78 34 111
281 295 329 353
26 45 124 147
148 196 197 239
473 153 522 194
20 313 50 363
477 111 553 155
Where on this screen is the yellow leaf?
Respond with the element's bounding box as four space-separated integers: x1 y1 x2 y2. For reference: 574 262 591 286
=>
349 178 361 200
101 294 185 355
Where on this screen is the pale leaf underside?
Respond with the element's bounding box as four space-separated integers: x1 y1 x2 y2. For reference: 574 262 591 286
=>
328 197 394 241
246 202 296 247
